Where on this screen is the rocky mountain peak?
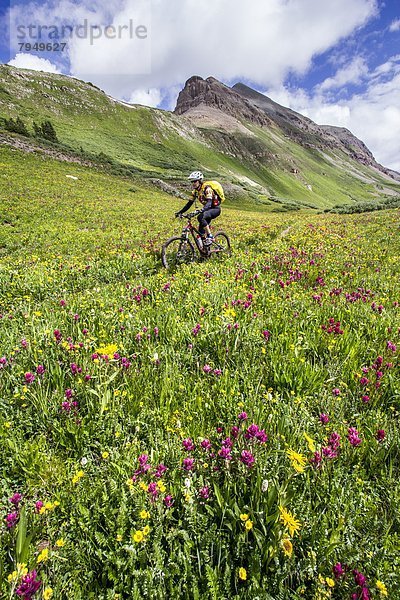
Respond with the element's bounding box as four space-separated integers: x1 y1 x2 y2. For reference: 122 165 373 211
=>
174 76 271 127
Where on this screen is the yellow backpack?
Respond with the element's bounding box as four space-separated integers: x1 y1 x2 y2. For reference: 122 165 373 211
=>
203 180 225 203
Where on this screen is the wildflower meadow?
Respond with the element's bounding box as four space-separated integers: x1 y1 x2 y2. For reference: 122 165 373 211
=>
1 147 399 599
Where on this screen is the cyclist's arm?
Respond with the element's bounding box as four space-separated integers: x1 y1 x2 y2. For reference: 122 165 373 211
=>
176 198 194 215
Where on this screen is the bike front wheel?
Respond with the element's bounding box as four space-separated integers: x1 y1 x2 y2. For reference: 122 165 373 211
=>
161 237 195 269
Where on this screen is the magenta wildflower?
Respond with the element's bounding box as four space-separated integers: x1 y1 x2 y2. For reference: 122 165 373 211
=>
256 428 268 443
359 377 369 387
238 411 248 421
310 451 322 468
199 486 210 499
319 413 329 424
36 365 45 376
231 426 240 439
353 570 367 587
348 427 362 447
322 446 338 459
163 495 173 508
240 450 255 468
332 388 340 396
192 323 201 336
147 482 158 499
262 329 271 340
24 372 35 384
35 501 44 513
213 368 222 376
333 562 344 578
387 340 397 352
217 446 232 460
221 437 233 448
154 464 168 478
200 439 212 451
183 457 195 471
15 569 41 599
9 493 23 507
362 395 370 403
182 438 195 451
328 432 341 449
64 388 73 399
376 429 386 442
245 423 260 439
5 511 19 528
202 364 212 374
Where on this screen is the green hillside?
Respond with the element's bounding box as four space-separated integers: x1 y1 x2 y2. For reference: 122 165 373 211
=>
1 65 400 210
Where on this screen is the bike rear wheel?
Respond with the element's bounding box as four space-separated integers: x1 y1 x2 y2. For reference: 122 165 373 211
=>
161 236 195 269
208 231 231 256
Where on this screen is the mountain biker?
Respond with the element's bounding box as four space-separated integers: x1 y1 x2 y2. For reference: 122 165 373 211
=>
175 171 223 245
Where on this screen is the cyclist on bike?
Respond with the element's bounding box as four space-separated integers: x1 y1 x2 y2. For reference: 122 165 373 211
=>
175 171 223 245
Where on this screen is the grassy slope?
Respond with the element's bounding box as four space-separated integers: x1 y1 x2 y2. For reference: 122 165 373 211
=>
1 143 400 598
1 65 399 210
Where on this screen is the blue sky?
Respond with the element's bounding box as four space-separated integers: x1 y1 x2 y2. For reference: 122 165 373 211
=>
0 0 399 170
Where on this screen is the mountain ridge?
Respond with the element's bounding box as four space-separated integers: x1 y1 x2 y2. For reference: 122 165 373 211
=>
176 76 397 180
1 65 400 211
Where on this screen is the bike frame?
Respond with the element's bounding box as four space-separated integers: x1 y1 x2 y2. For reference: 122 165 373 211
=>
180 217 208 255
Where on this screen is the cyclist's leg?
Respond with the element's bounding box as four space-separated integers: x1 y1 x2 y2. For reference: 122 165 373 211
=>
203 207 221 237
198 212 208 236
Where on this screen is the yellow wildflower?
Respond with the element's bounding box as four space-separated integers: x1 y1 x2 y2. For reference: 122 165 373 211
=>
101 451 109 459
139 482 148 492
126 478 133 488
304 433 316 452
37 548 49 564
95 344 118 358
142 525 150 536
43 588 54 600
140 510 150 519
279 506 302 537
245 520 253 531
132 530 144 543
326 578 335 588
286 449 307 466
55 538 65 547
282 538 293 557
240 513 249 521
376 581 388 596
116 534 123 542
238 567 247 581
72 470 84 484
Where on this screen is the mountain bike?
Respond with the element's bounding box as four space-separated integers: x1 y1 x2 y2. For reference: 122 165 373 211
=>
161 211 231 269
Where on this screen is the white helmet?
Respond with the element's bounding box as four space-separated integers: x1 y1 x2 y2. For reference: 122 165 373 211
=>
188 171 204 181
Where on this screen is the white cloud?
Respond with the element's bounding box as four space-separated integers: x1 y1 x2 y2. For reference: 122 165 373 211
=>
6 0 379 97
128 88 161 107
8 52 61 73
389 18 400 32
317 56 368 91
263 56 400 171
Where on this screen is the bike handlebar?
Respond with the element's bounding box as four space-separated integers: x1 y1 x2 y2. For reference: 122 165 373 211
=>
178 210 202 219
